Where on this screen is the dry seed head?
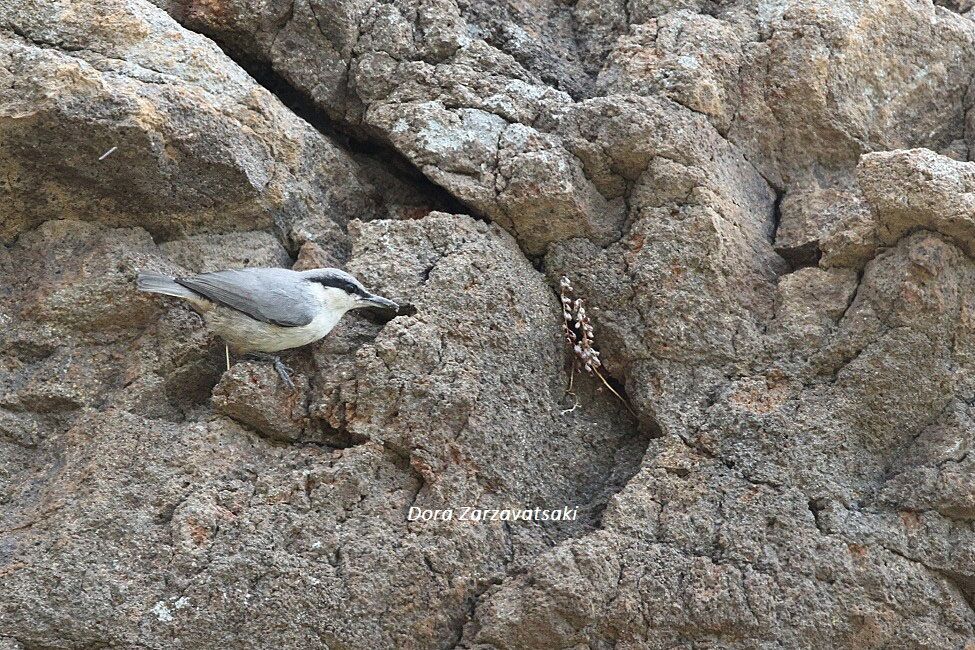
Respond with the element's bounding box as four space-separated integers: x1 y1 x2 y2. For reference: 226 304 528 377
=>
559 275 601 374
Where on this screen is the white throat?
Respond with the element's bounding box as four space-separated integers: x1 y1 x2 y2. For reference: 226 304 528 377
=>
303 283 358 338
310 283 358 314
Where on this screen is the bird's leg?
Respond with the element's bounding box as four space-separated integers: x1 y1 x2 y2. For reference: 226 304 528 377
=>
272 357 296 391
245 352 295 391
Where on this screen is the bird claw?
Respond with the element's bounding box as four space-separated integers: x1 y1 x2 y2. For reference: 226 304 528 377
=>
245 353 296 392
272 357 296 391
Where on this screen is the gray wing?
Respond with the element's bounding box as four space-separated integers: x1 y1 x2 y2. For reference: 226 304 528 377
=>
175 268 316 327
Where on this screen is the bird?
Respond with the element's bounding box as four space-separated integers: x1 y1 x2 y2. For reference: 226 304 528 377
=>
136 267 399 388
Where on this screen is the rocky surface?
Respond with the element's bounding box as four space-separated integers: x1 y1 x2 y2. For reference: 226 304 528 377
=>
4 0 975 647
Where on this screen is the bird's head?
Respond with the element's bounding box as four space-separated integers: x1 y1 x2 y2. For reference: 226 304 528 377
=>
301 268 399 314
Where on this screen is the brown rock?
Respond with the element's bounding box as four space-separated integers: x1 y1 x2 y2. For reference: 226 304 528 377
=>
5 0 975 646
212 362 310 441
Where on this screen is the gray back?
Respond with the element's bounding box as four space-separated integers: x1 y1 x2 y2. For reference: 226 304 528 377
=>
176 268 317 327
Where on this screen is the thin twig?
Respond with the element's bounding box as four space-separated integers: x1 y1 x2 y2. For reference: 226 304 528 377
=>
593 367 639 418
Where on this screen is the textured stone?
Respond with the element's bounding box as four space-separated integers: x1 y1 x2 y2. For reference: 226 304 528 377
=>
857 149 975 255
598 12 744 134
0 0 375 252
808 149 975 268
327 213 647 514
469 436 975 648
5 0 975 647
212 362 311 441
159 232 293 274
728 0 975 188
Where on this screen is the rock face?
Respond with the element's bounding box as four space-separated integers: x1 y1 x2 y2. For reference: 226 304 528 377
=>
3 0 975 647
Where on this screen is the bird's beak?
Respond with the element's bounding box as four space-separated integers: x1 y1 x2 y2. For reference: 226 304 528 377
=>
360 293 399 311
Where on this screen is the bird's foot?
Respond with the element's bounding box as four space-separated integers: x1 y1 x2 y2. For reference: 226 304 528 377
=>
246 353 295 391
272 357 295 391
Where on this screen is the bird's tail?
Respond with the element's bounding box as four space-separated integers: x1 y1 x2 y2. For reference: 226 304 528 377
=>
136 271 196 300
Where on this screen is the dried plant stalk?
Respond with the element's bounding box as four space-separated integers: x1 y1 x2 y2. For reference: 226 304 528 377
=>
559 276 638 417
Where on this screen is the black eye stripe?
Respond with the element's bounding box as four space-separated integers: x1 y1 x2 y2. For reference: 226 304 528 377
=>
313 276 364 295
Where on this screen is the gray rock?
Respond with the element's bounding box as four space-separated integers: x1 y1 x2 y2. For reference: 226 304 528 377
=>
728 0 975 188
159 232 293 274
5 0 975 647
598 12 744 134
212 362 310 441
0 0 376 251
774 177 866 268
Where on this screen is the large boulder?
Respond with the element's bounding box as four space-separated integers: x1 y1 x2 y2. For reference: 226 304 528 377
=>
0 0 376 257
